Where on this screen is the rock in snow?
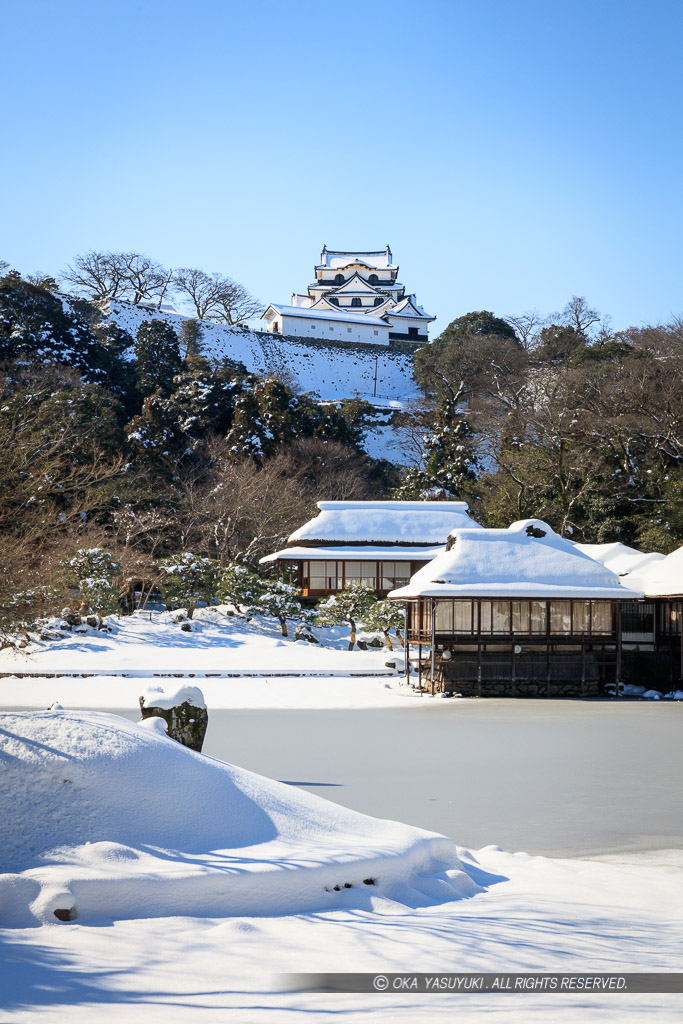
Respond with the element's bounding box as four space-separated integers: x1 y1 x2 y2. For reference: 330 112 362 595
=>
0 711 479 927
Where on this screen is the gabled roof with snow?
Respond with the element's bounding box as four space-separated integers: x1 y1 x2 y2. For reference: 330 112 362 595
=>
264 304 389 328
624 545 683 597
574 542 665 579
317 246 397 271
385 295 435 321
389 520 644 600
323 273 385 295
287 500 480 546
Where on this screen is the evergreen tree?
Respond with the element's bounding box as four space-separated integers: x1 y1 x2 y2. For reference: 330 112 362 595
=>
362 598 406 650
216 564 264 610
257 580 302 637
158 552 222 618
315 583 377 651
134 320 182 397
0 270 127 388
60 549 120 621
179 318 204 359
422 391 479 497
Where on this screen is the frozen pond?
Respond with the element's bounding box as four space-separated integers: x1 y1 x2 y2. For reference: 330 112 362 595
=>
94 699 682 857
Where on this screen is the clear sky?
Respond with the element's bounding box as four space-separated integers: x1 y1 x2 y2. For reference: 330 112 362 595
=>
2 0 681 334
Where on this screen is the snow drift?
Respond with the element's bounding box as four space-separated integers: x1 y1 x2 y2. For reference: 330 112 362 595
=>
0 711 479 926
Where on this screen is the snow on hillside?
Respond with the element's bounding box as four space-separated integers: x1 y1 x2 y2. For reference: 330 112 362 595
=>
108 300 421 405
0 709 478 926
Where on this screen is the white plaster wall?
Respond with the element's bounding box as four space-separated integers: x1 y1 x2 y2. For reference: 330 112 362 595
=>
279 314 391 346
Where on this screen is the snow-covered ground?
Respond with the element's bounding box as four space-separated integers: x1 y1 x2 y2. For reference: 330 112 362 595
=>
1 710 681 1023
0 608 429 709
108 300 421 406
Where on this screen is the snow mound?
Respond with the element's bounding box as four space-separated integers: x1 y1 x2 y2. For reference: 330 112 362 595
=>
142 684 206 709
0 711 478 926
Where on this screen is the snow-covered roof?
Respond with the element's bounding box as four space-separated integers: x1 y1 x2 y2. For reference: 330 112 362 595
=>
287 500 480 546
260 544 446 564
389 520 645 600
625 545 683 597
264 304 389 328
317 246 396 271
386 295 435 321
323 273 384 295
574 542 666 579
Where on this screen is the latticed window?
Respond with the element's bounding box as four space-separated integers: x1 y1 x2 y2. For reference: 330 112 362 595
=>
344 561 377 588
380 561 411 591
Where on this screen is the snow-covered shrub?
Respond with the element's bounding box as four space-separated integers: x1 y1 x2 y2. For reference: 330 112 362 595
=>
216 564 264 612
315 584 377 651
257 581 302 637
363 599 406 651
59 548 120 620
158 552 222 619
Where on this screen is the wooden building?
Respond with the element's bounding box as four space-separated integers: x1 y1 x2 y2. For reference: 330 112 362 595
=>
620 545 683 687
388 519 643 697
260 500 480 601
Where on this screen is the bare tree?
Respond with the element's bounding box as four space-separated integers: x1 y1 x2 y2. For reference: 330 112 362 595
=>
173 268 224 320
558 296 602 336
61 251 172 306
213 278 263 326
505 309 545 350
60 251 129 302
119 253 171 305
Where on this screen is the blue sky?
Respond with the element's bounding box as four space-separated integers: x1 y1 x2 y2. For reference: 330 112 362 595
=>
2 0 681 333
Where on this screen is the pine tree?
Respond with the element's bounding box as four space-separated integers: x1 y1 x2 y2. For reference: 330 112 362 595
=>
422 390 479 497
257 581 302 637
216 564 264 611
158 552 222 618
315 583 377 651
363 598 406 651
60 548 120 621
134 320 182 397
179 318 204 359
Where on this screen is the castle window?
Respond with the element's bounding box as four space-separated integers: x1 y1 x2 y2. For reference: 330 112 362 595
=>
408 327 419 336
272 321 280 333
368 273 378 284
347 327 352 333
329 296 339 305
334 274 344 284
351 297 361 307
374 297 382 306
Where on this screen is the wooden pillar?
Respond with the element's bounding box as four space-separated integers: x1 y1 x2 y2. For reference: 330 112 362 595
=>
546 601 551 686
581 643 586 696
418 642 423 693
477 600 482 697
679 600 683 682
430 599 436 696
615 603 622 696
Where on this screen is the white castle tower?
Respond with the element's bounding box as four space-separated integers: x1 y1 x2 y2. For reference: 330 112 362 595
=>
261 246 434 347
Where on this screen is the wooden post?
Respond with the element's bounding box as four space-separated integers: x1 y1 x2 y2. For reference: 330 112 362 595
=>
405 638 410 687
477 599 483 697
430 599 436 696
581 643 586 696
418 642 423 693
618 598 622 696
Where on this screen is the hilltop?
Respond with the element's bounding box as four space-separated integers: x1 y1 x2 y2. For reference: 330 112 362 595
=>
107 299 420 406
